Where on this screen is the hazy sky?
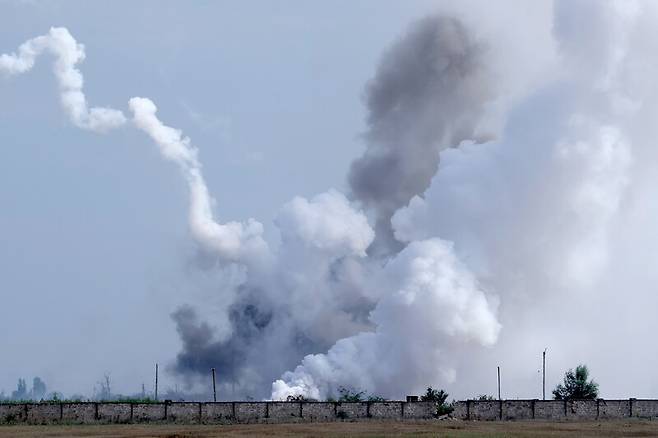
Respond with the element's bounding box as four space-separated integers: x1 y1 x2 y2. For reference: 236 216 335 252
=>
0 0 441 397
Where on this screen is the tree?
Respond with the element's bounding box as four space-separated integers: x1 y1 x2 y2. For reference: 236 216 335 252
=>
11 378 27 400
421 387 453 416
325 386 386 403
553 364 599 400
96 374 112 400
30 377 47 400
338 387 365 402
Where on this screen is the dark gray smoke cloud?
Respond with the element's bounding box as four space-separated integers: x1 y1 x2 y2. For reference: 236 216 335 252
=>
171 289 333 400
171 296 276 399
172 293 273 374
348 16 495 254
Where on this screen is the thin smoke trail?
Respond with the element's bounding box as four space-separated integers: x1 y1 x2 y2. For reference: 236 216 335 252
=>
0 27 266 266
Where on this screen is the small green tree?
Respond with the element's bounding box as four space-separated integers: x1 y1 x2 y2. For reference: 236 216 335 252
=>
325 386 365 402
420 387 453 416
325 387 386 402
553 364 599 400
337 387 366 402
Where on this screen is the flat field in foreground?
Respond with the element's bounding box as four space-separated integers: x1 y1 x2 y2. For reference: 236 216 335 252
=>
2 420 658 438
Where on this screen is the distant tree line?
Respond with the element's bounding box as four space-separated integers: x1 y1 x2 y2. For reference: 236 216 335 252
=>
0 377 50 402
0 364 601 404
0 374 189 403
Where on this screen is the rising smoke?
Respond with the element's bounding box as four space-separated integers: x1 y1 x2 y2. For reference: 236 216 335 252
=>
0 27 125 132
4 0 658 401
348 16 494 255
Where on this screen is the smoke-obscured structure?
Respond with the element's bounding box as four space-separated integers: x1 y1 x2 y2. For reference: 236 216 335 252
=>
4 0 658 401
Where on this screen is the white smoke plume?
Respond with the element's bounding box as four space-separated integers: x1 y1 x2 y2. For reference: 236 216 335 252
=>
6 0 658 402
128 97 269 265
0 27 125 132
0 29 267 267
272 238 500 400
270 0 658 400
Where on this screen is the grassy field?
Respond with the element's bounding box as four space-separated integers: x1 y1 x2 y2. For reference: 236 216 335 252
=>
1 420 658 438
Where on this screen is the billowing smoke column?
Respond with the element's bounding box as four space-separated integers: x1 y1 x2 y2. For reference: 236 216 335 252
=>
171 189 379 398
271 238 500 400
166 14 504 399
0 19 503 401
348 16 495 254
5 0 658 401
265 0 653 400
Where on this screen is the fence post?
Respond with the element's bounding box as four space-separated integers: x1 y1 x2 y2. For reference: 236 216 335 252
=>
629 398 634 417
211 368 217 402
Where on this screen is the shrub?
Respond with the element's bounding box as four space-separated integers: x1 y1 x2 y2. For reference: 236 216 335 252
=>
326 386 386 402
286 394 317 402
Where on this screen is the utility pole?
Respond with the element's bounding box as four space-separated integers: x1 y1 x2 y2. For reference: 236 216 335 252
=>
542 349 547 400
497 366 501 400
211 368 217 402
232 354 236 400
155 363 159 401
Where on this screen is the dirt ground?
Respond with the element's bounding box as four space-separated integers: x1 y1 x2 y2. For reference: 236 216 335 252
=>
1 420 658 438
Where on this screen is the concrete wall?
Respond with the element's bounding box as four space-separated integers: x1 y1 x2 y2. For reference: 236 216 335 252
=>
0 401 436 425
502 400 532 420
3 399 658 424
453 399 658 421
533 400 565 420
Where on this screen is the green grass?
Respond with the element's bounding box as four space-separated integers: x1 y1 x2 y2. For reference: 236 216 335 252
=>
1 420 658 438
